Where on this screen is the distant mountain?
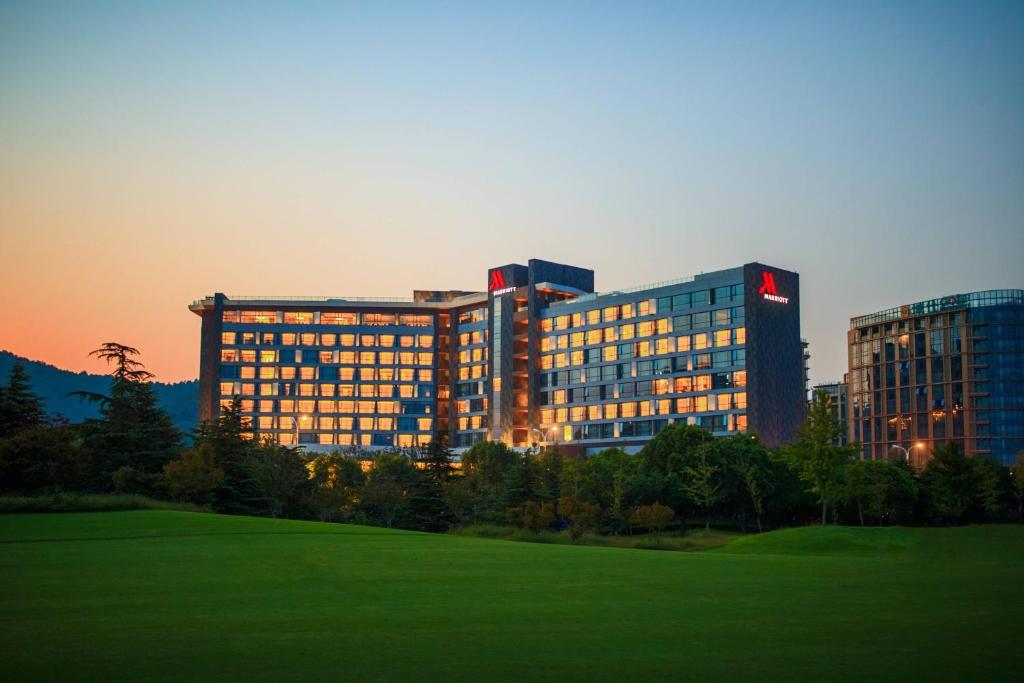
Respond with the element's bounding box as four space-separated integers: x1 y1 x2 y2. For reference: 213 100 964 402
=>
0 350 199 434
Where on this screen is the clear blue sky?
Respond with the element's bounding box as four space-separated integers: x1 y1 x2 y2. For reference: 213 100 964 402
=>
1 1 1022 383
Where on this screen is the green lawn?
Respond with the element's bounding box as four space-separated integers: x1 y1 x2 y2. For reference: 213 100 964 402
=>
1 512 1021 681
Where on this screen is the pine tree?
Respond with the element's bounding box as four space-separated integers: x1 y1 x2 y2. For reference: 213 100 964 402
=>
198 398 264 515
76 343 181 492
0 362 48 438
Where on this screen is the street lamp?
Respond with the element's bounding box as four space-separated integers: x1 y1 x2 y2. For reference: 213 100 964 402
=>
891 442 924 466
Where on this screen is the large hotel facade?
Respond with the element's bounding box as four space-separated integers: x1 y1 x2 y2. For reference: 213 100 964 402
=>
190 259 805 453
847 290 1024 467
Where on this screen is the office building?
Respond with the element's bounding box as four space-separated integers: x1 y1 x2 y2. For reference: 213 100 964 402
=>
847 290 1024 467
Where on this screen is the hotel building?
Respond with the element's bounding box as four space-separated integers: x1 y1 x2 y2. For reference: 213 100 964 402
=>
190 259 805 453
847 290 1024 467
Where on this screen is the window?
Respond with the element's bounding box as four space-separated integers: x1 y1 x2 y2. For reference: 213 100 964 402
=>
321 312 359 325
241 310 278 324
283 312 313 325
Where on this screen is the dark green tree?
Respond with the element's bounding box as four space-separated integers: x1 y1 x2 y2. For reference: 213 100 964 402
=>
783 390 856 525
0 423 84 493
0 362 48 438
920 442 1004 523
76 343 181 492
1012 452 1024 523
249 444 312 518
639 422 712 477
199 398 264 515
456 440 519 522
308 453 365 522
681 443 724 530
362 454 418 528
162 443 224 504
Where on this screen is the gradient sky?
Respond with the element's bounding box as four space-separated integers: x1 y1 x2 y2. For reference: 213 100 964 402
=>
1 1 1022 385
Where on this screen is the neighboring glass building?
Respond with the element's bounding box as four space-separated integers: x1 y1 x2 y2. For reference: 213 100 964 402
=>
847 290 1024 467
190 259 805 453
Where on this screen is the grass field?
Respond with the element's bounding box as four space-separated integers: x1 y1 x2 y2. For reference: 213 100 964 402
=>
1 512 1022 681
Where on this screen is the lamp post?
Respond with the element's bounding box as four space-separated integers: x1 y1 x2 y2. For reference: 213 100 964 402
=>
891 442 924 467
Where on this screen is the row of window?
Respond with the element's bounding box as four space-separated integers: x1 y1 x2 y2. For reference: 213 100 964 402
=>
541 326 744 352
542 350 745 375
541 285 744 330
221 332 434 348
220 382 433 399
221 366 434 382
849 356 966 393
542 369 746 390
274 432 433 447
222 398 432 415
223 311 433 327
249 415 433 432
539 393 747 424
543 376 743 404
541 305 744 333
548 413 748 442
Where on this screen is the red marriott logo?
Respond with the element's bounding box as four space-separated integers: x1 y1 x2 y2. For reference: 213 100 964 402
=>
488 269 506 292
759 271 789 304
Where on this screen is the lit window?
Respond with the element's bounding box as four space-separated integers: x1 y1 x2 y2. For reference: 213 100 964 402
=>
321 312 359 325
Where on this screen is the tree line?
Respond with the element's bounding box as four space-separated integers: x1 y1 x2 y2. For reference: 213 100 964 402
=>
1 344 1022 535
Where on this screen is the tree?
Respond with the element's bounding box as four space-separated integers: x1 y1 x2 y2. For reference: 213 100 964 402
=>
249 445 312 518
681 443 724 530
920 443 1003 524
783 390 855 525
0 362 48 438
862 460 917 526
509 500 556 532
742 464 768 533
199 398 263 515
308 453 365 522
163 443 224 504
458 441 519 523
639 423 712 477
630 503 675 536
420 435 455 485
362 455 418 528
1012 452 1024 523
840 460 872 527
587 448 637 533
0 423 84 493
76 343 181 492
558 496 601 541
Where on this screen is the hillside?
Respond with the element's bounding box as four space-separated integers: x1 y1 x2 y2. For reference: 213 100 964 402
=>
0 351 198 433
1 512 1021 682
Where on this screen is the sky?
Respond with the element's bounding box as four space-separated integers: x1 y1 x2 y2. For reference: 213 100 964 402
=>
1 1 1022 385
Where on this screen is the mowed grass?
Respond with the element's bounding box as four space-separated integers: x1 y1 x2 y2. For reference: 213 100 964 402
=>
1 512 1022 682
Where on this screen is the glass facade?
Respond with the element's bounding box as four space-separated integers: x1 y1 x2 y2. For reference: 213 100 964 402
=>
848 290 1024 466
535 283 748 446
192 259 805 453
